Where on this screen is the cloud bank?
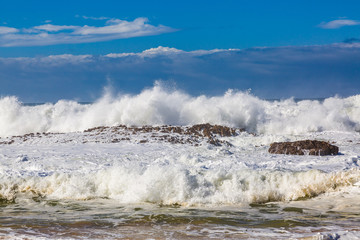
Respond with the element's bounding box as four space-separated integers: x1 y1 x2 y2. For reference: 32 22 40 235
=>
0 44 360 102
319 19 360 29
0 18 175 47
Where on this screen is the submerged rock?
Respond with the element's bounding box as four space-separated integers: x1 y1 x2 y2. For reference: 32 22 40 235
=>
268 140 339 156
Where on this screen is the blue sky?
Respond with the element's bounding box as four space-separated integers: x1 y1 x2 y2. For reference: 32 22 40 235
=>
0 0 360 101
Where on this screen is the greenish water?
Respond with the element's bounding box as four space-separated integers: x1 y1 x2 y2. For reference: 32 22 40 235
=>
0 198 358 239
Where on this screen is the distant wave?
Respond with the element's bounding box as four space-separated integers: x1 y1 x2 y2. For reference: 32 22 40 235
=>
0 83 359 137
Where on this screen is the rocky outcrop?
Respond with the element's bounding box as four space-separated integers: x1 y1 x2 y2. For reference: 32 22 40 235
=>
1 123 243 146
268 140 339 156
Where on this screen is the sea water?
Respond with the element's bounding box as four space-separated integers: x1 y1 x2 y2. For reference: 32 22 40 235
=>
0 85 359 239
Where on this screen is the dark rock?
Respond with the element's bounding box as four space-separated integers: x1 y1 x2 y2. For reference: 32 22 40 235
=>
81 123 242 146
186 123 240 137
268 140 339 156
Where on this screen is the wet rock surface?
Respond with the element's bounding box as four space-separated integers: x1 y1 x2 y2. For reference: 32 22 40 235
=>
268 140 339 156
0 123 243 146
84 123 242 146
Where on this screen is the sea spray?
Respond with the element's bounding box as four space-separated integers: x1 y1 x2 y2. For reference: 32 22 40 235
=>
0 84 359 137
0 166 359 205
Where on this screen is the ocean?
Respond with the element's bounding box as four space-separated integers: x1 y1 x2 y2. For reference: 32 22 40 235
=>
0 86 359 239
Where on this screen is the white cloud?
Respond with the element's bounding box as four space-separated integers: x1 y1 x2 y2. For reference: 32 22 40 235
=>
105 46 240 58
319 19 360 29
0 26 19 34
105 46 185 58
141 46 184 55
41 54 93 63
105 52 136 58
0 17 176 47
75 18 153 35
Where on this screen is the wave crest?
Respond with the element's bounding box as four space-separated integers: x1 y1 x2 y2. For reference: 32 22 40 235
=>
0 167 359 205
0 84 359 137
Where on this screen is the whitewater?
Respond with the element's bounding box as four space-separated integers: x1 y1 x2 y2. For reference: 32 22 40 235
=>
1 83 359 137
0 84 360 239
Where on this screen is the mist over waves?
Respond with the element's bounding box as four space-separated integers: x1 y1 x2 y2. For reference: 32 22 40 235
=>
0 83 359 137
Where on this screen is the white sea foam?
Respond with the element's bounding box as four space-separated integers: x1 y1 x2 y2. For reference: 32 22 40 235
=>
0 164 359 205
0 87 359 239
0 83 359 137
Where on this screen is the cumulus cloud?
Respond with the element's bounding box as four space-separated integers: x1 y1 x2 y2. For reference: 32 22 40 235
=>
319 19 360 29
0 17 175 47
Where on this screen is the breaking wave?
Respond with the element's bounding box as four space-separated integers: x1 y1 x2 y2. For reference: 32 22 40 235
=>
0 166 359 205
0 83 359 137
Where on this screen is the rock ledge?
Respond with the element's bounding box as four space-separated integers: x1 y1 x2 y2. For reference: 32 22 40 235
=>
268 140 339 156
